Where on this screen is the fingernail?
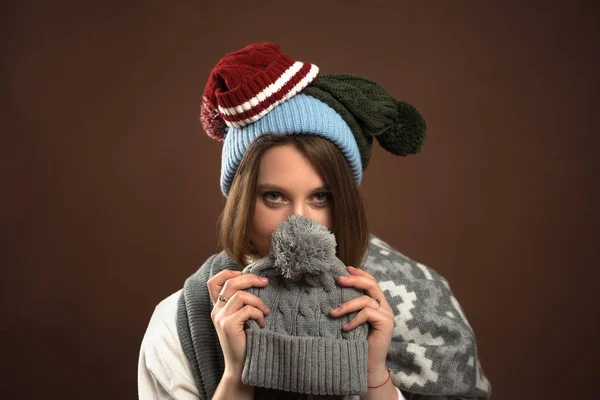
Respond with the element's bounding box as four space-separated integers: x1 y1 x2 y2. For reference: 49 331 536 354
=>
330 306 340 314
260 277 269 283
339 276 349 281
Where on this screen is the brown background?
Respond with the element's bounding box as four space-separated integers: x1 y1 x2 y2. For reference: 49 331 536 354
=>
2 1 599 399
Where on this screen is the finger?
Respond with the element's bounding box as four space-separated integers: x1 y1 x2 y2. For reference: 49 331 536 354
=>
207 269 243 304
337 274 385 301
343 308 393 332
224 305 267 329
218 273 269 300
220 290 271 316
329 295 388 317
346 266 377 281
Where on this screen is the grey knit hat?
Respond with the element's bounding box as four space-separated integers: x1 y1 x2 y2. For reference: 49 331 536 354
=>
241 216 369 396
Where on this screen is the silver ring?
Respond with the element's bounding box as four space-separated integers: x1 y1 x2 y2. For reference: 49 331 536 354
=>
375 298 381 311
217 293 228 303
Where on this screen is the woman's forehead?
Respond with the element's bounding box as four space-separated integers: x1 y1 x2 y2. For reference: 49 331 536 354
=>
257 145 327 191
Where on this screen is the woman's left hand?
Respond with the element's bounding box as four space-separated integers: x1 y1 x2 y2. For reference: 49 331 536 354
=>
329 266 394 381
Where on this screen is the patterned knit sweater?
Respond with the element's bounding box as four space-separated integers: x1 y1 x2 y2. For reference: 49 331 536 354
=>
176 235 492 399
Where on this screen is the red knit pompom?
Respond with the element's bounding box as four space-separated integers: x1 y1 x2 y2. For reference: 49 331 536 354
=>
200 96 226 142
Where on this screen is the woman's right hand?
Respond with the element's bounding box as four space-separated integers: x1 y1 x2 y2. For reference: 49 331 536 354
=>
207 270 270 378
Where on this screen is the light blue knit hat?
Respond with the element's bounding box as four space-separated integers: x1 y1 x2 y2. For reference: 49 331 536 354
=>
220 94 361 196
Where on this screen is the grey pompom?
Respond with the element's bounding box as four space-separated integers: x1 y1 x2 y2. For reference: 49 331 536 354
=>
269 215 337 281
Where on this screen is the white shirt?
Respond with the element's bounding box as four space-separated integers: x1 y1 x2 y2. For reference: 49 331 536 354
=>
138 290 405 400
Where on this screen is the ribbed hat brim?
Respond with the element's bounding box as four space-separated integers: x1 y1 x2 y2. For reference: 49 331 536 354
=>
242 329 368 395
220 93 362 196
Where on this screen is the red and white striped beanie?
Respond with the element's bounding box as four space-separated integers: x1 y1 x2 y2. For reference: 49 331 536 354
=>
200 42 320 142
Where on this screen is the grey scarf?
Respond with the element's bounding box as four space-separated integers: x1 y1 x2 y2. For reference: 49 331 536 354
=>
177 235 492 399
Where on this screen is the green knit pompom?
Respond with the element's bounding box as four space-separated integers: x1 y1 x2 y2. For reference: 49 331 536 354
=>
302 74 426 170
376 100 426 156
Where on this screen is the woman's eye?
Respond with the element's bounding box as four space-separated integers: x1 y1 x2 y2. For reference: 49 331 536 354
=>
312 192 331 205
263 191 284 203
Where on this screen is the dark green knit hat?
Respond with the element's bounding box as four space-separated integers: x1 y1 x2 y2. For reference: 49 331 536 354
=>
302 74 426 170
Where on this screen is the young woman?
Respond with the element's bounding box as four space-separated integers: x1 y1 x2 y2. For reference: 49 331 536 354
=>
138 43 491 400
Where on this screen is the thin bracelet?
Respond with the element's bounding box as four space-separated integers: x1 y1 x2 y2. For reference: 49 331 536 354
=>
368 368 391 389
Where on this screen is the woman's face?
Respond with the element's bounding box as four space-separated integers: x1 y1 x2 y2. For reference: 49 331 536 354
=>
250 144 333 257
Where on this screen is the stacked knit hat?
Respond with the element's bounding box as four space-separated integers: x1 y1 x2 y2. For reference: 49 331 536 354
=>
200 42 426 196
241 215 369 396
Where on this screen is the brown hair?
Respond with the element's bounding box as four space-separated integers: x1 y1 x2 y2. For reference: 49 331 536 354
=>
218 134 369 268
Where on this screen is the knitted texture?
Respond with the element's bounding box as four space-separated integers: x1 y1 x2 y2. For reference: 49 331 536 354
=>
177 235 492 400
199 43 428 197
176 253 236 399
302 74 426 170
200 42 318 141
240 216 369 396
220 94 361 196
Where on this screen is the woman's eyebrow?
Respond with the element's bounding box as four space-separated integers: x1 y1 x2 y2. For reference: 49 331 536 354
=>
257 183 287 192
310 185 331 193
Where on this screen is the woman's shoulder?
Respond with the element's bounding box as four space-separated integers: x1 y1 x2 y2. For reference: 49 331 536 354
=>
140 289 185 363
138 289 199 397
364 234 448 284
151 290 183 326
364 234 476 333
